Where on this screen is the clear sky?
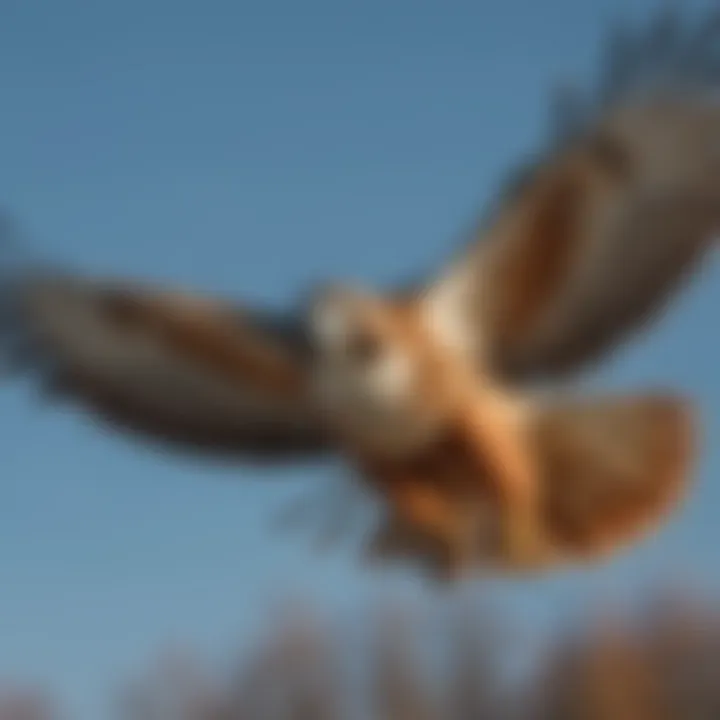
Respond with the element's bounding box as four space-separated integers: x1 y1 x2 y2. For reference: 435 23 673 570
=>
0 0 718 716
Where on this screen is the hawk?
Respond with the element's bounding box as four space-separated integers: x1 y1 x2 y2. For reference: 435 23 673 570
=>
1 9 719 580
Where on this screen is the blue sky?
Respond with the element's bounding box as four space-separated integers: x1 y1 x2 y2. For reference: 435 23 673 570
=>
0 0 718 716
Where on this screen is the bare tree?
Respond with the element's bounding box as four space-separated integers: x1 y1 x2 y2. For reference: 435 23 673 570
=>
6 589 720 719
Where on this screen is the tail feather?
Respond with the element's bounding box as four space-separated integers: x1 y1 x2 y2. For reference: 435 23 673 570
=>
533 392 697 561
359 391 698 581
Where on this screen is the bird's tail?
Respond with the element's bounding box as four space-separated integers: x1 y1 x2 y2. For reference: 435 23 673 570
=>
530 391 697 562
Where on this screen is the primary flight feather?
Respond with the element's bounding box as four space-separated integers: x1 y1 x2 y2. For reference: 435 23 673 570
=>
1 8 717 580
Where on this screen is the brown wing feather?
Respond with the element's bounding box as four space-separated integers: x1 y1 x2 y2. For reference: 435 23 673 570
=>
1 269 329 460
482 157 598 362
418 10 720 383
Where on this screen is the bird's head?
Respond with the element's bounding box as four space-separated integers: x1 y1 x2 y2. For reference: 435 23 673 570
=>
305 284 454 457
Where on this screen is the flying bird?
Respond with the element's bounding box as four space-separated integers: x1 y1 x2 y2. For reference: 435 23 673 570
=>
1 9 719 580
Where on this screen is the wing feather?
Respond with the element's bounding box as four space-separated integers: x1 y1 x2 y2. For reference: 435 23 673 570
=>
419 9 720 383
1 261 329 460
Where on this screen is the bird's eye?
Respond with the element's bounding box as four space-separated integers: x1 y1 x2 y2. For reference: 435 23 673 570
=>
345 330 382 364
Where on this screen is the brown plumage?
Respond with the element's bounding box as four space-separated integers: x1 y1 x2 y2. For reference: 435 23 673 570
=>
1 8 718 580
365 393 696 579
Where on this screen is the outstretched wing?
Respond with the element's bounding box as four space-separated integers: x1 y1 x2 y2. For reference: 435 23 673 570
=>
1 250 329 460
418 9 720 383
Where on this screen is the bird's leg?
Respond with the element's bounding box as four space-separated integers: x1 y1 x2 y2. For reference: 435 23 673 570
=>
366 461 477 574
450 373 551 569
391 480 479 576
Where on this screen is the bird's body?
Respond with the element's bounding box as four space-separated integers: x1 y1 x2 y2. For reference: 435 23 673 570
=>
1 8 718 579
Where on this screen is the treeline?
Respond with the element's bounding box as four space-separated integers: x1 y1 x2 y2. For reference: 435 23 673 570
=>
2 590 719 719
